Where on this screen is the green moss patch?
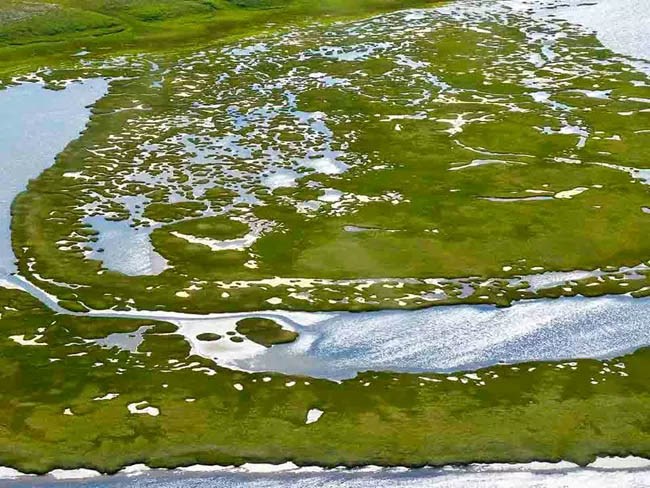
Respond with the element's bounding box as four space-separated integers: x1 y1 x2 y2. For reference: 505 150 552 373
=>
236 317 299 347
143 201 207 223
9 4 650 313
164 216 249 241
197 332 222 341
0 286 649 472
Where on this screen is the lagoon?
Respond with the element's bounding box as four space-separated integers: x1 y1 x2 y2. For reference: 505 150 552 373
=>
0 79 108 277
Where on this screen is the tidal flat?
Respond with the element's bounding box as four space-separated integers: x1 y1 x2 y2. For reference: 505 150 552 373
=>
0 0 649 481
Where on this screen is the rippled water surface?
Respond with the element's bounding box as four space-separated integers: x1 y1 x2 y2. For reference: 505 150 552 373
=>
231 295 650 379
5 461 650 488
507 0 650 72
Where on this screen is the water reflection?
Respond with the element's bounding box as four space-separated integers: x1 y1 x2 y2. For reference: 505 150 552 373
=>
0 79 109 277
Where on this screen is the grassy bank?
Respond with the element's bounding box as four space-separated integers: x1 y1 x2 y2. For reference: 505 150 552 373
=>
0 0 649 474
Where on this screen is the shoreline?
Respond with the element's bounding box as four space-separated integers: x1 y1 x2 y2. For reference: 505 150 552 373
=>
3 456 650 483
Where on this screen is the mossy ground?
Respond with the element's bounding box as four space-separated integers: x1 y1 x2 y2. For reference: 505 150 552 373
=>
235 317 298 346
0 0 440 77
197 332 222 341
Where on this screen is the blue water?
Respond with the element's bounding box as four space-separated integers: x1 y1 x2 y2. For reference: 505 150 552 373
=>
0 79 109 277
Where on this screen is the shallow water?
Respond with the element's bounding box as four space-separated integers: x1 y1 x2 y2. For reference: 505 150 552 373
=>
84 216 168 276
76 293 650 380
0 79 108 277
233 295 650 379
93 325 152 353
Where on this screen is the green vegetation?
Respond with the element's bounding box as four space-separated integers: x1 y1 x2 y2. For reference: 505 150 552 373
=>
0 0 440 77
0 287 648 473
197 332 222 341
1 0 649 475
157 216 249 241
143 201 206 223
235 317 299 346
0 3 121 46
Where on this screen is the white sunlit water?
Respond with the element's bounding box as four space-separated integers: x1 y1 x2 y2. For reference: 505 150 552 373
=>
76 292 650 381
231 295 650 379
84 216 168 276
0 79 109 278
504 0 650 73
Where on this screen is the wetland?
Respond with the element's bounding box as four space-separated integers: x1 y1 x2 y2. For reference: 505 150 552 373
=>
0 0 648 483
